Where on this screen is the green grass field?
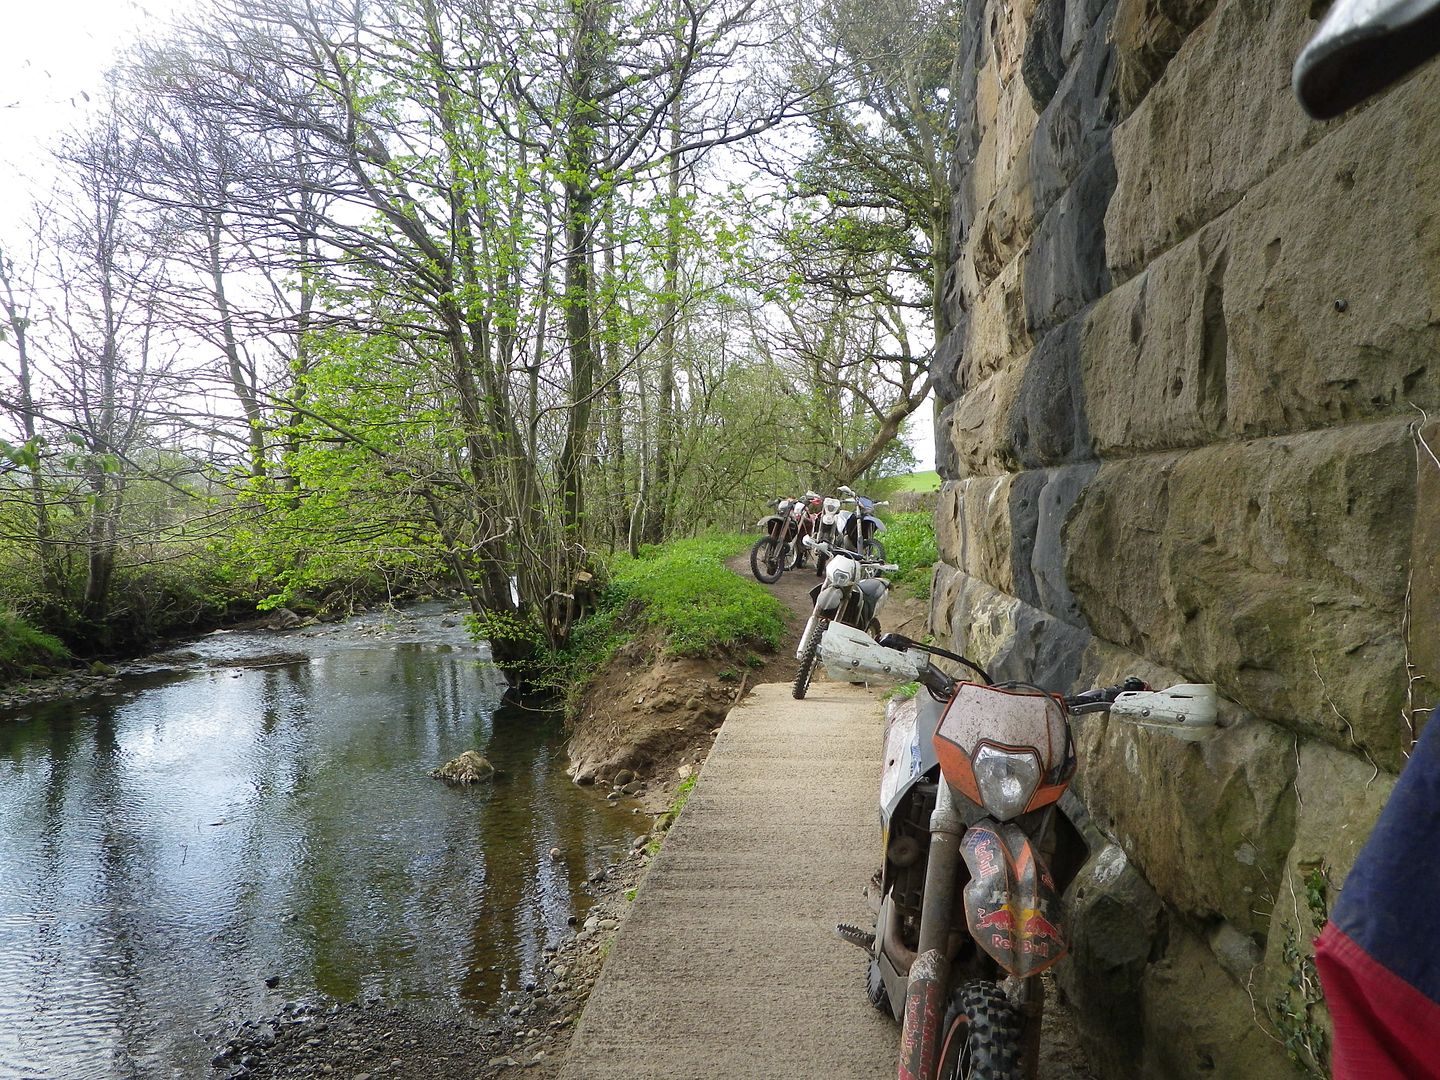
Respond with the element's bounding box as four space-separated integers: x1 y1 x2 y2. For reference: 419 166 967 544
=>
885 470 941 493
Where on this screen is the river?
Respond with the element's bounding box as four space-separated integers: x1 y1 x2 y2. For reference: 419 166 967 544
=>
0 605 643 1079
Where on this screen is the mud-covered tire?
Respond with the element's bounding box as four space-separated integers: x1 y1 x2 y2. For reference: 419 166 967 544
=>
750 536 783 583
936 981 1024 1080
792 617 828 699
866 954 890 1014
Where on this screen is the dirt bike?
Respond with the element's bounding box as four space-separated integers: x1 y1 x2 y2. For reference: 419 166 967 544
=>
835 485 889 562
791 538 897 700
818 625 1215 1079
785 492 825 571
750 496 799 584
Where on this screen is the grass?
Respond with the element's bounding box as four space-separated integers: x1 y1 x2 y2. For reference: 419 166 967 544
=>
0 610 71 682
881 511 938 599
884 469 941 494
547 533 787 713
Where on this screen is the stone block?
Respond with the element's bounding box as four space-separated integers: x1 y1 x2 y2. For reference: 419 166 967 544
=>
1058 842 1163 1080
1106 0 1324 281
1024 146 1116 335
1008 311 1094 468
1139 927 1294 1079
1021 0 1067 110
942 364 1024 479
970 155 1037 287
958 249 1032 389
1221 62 1440 438
1030 2 1117 219
1061 0 1111 65
1108 0 1217 120
1081 219 1230 456
1256 740 1397 1077
1072 710 1297 934
1064 422 1417 767
1030 464 1098 627
931 564 1091 690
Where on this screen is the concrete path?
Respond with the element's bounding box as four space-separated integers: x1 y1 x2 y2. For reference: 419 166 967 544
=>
558 681 900 1080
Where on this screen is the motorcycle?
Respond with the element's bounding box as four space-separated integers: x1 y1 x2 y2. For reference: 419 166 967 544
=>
817 625 1212 1079
785 492 825 571
750 496 799 584
835 484 890 562
791 538 898 700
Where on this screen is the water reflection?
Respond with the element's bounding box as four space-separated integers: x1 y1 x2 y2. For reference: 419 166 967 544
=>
0 610 641 1079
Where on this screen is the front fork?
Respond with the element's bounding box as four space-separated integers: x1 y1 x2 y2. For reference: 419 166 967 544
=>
897 781 966 1080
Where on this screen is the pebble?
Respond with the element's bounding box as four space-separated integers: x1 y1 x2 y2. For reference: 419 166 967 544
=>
488 1056 520 1068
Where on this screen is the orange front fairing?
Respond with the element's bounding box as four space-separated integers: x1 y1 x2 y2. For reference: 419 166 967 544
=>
961 821 1067 978
933 683 1072 815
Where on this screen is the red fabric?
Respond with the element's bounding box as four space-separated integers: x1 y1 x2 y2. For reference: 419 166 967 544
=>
1314 922 1440 1079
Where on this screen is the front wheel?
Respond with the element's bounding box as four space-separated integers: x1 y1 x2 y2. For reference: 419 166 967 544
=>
863 537 887 562
750 536 783 584
792 616 828 699
936 981 1024 1080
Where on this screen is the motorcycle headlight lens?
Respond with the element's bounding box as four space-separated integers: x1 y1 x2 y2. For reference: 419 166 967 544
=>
971 745 1042 821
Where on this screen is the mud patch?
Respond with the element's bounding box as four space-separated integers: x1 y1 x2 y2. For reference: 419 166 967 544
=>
566 631 753 795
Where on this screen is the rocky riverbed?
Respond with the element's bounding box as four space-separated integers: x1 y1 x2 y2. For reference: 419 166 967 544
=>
210 812 663 1080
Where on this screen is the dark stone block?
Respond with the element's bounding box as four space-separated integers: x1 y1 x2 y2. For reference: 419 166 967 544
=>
987 604 1092 691
1008 311 1094 469
1023 144 1116 336
936 398 963 480
1009 471 1046 610
1023 0 1069 111
1033 463 1099 628
1031 0 1117 219
932 328 966 405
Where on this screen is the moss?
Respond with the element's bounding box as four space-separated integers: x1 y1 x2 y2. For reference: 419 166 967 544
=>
0 610 71 681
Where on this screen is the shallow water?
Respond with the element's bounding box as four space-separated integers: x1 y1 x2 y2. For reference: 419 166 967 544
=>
0 606 641 1079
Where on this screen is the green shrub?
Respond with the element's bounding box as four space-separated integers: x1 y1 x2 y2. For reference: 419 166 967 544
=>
882 511 938 599
544 533 785 713
0 609 71 680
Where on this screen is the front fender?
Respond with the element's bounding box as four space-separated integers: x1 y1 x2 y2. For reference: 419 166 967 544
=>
960 820 1067 978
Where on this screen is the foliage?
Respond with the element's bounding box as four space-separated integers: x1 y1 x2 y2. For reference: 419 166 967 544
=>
1271 864 1332 1078
609 535 786 657
0 610 71 680
530 533 784 709
882 510 938 599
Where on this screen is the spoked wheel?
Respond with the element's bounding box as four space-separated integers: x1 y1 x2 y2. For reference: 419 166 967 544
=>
863 537 887 562
750 536 784 583
936 981 1024 1080
792 617 828 699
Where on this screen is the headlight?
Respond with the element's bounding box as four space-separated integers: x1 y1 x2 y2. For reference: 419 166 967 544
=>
971 745 1042 821
826 562 854 587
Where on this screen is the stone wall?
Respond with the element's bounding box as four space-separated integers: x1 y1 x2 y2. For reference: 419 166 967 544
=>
930 1 1440 1075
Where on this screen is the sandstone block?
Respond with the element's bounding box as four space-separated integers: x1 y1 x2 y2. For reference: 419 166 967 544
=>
1021 0 1067 110
1108 0 1216 120
1008 311 1093 468
941 364 1025 479
1064 423 1416 766
932 564 1090 689
1257 740 1397 1077
1105 0 1324 281
1221 63 1440 438
1024 146 1116 335
958 249 1032 388
1057 843 1163 1080
970 155 1037 287
1081 219 1230 456
1071 711 1297 933
1030 1 1116 219
1139 928 1294 1079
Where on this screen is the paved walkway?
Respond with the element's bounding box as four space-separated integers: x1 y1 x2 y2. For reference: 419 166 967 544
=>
558 681 900 1080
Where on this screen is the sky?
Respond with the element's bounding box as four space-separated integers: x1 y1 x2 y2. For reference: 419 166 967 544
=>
0 0 938 473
